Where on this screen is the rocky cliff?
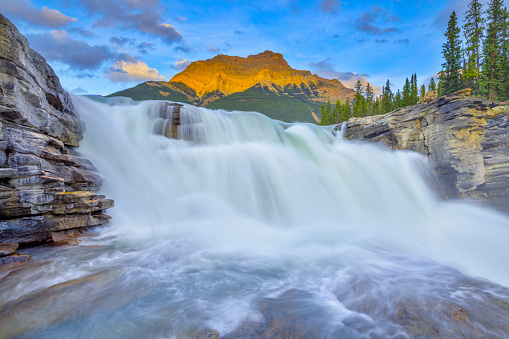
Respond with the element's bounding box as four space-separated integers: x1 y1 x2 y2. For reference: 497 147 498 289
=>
0 14 113 254
339 89 509 211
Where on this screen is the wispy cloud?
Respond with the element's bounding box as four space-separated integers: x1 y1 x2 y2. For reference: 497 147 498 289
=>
356 6 400 35
394 38 410 45
319 0 341 14
0 0 77 28
173 59 191 71
206 44 221 53
68 27 95 37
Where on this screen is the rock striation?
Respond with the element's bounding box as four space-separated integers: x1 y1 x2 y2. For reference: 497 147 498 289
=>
339 89 509 211
0 14 113 249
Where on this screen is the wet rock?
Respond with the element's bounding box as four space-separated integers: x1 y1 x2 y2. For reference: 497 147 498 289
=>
0 254 31 267
187 328 219 339
0 242 18 256
339 89 509 211
0 14 113 245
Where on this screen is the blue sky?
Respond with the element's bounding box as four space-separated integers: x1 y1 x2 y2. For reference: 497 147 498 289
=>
2 0 507 96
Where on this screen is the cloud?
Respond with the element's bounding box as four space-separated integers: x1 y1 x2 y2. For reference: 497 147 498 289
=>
175 15 186 22
234 30 246 36
78 0 183 44
206 44 221 53
173 59 191 71
174 44 191 53
71 87 89 94
27 30 113 71
105 55 166 83
375 39 389 43
0 0 77 28
110 36 133 47
319 0 342 14
68 27 95 37
308 59 382 95
394 38 410 45
356 6 401 35
137 42 155 54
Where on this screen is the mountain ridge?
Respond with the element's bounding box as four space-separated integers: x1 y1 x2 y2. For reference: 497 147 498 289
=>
108 51 355 123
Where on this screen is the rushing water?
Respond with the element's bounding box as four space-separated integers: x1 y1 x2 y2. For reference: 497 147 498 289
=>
1 97 509 338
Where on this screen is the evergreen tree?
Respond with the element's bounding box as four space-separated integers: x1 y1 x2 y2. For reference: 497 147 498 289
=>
463 0 485 91
394 90 402 108
365 83 374 116
325 101 332 124
420 84 427 98
479 0 508 101
410 74 419 104
353 80 367 117
333 100 339 123
381 80 393 114
429 77 437 92
339 98 351 122
440 11 463 94
402 78 411 106
320 104 326 126
501 16 509 100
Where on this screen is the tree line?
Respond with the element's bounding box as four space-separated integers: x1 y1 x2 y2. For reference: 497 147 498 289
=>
441 0 508 101
320 75 438 125
321 0 509 126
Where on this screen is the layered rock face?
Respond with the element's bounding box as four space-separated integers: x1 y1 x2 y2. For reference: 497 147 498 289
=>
0 14 113 246
340 89 509 211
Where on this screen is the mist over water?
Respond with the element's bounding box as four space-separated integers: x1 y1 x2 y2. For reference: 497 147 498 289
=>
1 96 509 338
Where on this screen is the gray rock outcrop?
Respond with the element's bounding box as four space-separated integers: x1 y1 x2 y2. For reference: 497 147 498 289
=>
339 89 509 212
0 14 113 246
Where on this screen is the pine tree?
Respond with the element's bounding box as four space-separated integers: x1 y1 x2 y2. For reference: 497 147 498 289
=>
320 104 326 125
333 100 341 123
325 101 332 124
365 83 374 116
381 80 393 114
339 98 351 122
440 11 463 95
420 84 426 98
402 78 411 107
394 90 402 108
463 0 485 91
429 77 437 92
353 80 366 117
501 15 509 100
479 0 508 101
410 74 419 104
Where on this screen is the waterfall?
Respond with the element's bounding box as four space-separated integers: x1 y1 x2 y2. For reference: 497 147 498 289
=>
1 96 508 338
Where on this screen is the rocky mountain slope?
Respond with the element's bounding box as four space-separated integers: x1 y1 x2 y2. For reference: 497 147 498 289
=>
108 51 354 123
0 14 113 261
338 89 509 212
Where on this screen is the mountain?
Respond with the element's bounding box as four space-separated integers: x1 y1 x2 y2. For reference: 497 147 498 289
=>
108 51 355 123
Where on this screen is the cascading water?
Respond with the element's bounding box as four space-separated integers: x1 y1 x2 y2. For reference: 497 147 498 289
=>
1 96 508 338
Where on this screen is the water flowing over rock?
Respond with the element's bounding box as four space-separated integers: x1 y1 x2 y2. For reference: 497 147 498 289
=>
339 89 509 212
0 14 113 248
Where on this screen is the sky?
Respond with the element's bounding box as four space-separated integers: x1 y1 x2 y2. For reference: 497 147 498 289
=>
2 0 508 96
